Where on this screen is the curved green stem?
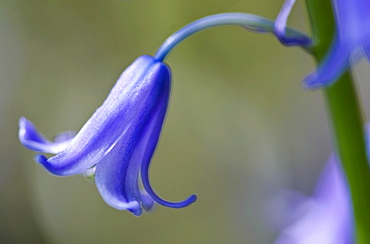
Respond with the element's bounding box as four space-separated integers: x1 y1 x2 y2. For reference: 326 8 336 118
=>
305 1 370 243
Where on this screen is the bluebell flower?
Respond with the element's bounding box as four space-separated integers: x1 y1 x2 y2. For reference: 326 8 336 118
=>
17 12 311 216
305 0 370 88
19 55 196 216
275 155 353 244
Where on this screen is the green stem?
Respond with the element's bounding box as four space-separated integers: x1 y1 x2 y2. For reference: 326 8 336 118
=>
305 1 370 243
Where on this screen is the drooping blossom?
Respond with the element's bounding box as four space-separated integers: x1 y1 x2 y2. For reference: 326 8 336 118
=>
19 55 196 216
275 155 353 244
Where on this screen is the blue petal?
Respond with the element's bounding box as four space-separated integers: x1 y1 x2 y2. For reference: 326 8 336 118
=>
95 133 156 216
95 60 170 215
94 136 144 216
139 80 197 209
304 39 351 89
275 156 353 243
53 130 76 142
304 0 370 88
19 117 74 154
36 55 164 176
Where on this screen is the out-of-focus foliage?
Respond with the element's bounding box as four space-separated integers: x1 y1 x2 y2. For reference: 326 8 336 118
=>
5 0 370 243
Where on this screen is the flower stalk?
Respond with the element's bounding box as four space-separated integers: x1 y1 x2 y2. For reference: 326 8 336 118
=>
154 13 311 62
305 0 370 243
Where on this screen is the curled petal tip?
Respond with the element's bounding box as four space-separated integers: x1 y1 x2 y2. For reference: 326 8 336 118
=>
303 73 326 90
159 194 197 209
19 116 26 125
186 194 198 205
141 161 197 209
19 117 74 154
163 194 197 209
129 207 143 217
151 193 197 209
18 117 37 142
35 154 48 166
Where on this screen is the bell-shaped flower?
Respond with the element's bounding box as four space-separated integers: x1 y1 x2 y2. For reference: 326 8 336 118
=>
19 55 196 216
275 155 353 244
305 0 370 88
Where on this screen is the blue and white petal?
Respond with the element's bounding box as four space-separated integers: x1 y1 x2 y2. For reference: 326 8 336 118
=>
36 56 163 176
139 94 197 209
19 117 74 154
95 60 170 215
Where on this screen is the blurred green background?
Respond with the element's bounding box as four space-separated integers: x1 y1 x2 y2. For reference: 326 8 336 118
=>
2 0 370 243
